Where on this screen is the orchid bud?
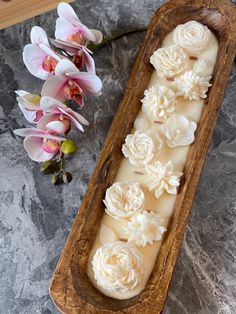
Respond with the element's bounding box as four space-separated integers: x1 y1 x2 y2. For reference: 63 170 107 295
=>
51 174 61 185
61 139 77 155
40 160 60 174
62 171 73 184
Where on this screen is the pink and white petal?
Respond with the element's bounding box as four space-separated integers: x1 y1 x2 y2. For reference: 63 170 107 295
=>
75 23 97 42
17 97 41 111
24 136 55 162
15 90 29 97
37 113 59 130
23 44 50 80
41 75 67 101
55 59 78 75
40 96 66 112
30 26 49 46
50 38 78 54
46 120 68 134
59 107 89 125
81 47 95 73
18 103 37 123
55 17 76 41
91 29 103 44
68 71 102 94
14 128 45 138
39 44 61 61
58 108 86 131
57 2 79 22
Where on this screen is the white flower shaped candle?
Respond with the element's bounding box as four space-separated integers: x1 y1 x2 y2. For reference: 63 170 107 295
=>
134 117 150 132
92 241 145 292
122 131 162 167
104 182 145 220
193 58 211 76
141 85 176 121
175 70 212 101
161 114 197 148
124 211 167 247
145 160 183 199
173 21 211 55
150 45 188 78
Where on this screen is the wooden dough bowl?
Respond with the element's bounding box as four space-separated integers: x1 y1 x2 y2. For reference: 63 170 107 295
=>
50 0 236 313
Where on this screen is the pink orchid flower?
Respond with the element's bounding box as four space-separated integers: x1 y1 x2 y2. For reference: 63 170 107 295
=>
50 38 95 73
14 128 66 162
40 96 89 132
41 59 102 106
23 26 62 80
55 2 103 45
16 90 44 123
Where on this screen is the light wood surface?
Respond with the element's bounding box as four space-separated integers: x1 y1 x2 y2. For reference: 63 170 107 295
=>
49 0 236 313
0 0 73 30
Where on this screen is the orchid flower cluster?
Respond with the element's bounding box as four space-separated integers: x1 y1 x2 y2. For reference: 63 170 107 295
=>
14 2 103 184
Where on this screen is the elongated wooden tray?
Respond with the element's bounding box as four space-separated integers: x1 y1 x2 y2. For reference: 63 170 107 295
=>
50 0 236 313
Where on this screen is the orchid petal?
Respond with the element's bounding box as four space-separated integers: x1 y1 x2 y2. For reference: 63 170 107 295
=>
57 2 79 22
57 107 84 131
18 103 38 123
55 17 76 41
41 75 67 101
50 38 78 54
17 97 41 111
37 112 69 134
38 44 61 61
81 47 95 73
68 71 102 94
46 120 68 134
59 107 89 126
91 29 103 44
30 26 49 46
24 136 55 162
40 96 67 112
23 44 50 80
55 59 78 75
15 90 29 97
14 128 65 141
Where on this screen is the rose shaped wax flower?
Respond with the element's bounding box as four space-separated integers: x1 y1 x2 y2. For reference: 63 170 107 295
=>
122 131 162 167
15 90 43 123
173 21 211 55
145 160 183 199
124 211 167 247
40 96 89 132
41 59 102 106
13 128 66 162
141 85 177 122
55 2 103 46
175 70 212 101
23 26 61 80
150 45 188 79
161 114 197 148
103 182 145 220
92 241 145 293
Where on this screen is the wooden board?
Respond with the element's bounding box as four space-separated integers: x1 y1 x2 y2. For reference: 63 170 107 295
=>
50 0 236 313
0 0 73 30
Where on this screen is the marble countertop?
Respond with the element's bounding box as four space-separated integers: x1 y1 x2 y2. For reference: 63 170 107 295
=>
0 1 235 313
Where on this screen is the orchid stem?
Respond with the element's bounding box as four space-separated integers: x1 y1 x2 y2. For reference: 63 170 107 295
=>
87 28 147 51
59 154 65 173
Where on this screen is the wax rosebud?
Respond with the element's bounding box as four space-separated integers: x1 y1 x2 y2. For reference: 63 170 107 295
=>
40 160 60 174
63 171 73 184
51 174 61 185
61 139 77 155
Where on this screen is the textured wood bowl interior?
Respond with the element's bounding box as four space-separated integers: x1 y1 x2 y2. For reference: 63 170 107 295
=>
50 0 236 313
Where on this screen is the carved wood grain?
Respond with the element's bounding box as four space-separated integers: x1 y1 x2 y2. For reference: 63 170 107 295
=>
49 0 236 313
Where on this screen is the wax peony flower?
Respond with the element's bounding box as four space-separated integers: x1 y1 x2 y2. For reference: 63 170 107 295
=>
14 128 66 162
145 160 183 199
55 2 103 45
41 59 102 106
15 90 43 123
50 38 95 73
23 26 61 80
40 96 89 132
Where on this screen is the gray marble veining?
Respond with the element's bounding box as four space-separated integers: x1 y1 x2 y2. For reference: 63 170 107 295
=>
0 1 235 313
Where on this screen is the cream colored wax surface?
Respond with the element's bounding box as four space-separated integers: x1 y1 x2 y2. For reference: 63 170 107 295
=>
87 27 219 299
